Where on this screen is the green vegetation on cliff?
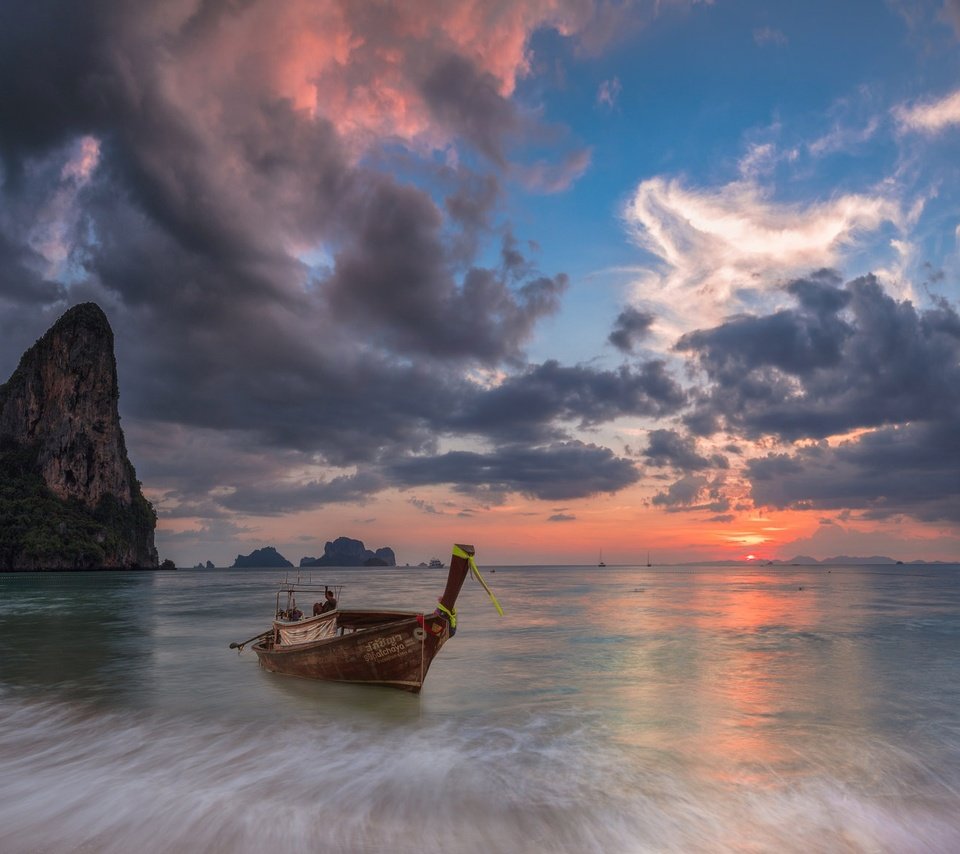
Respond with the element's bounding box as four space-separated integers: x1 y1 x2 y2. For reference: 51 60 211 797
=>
0 439 157 570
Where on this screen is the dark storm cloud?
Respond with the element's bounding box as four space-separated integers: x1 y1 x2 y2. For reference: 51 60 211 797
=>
747 420 960 523
449 359 687 443
643 429 727 471
677 273 960 440
320 180 568 364
0 0 789 525
787 268 850 313
675 270 960 524
677 275 853 395
384 442 640 500
0 1 113 174
608 307 655 354
0 0 626 512
651 474 730 513
421 54 519 166
0 234 66 306
444 172 501 262
219 469 388 516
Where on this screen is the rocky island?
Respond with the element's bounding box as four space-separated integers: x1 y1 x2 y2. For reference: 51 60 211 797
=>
232 547 293 568
0 303 158 570
228 539 398 568
300 537 396 567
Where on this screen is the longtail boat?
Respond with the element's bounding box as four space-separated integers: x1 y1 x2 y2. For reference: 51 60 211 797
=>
230 544 502 693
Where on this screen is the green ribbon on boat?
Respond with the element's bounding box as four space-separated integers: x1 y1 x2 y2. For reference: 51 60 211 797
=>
452 545 505 616
435 600 457 631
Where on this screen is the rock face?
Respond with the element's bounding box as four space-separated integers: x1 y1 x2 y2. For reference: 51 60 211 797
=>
0 303 158 570
300 537 397 567
232 547 293 568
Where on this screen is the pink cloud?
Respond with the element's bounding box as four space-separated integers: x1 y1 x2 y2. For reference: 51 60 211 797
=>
28 136 102 276
596 76 622 108
517 147 592 192
894 88 960 135
153 1 601 158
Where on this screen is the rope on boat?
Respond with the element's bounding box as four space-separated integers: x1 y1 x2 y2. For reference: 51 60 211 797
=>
435 600 457 632
452 545 504 616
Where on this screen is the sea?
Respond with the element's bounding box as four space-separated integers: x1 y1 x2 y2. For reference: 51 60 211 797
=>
2 563 960 854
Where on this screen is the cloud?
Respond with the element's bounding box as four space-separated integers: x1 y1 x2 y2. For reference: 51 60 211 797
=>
409 498 442 515
126 349 684 516
623 174 903 334
807 117 880 157
384 441 641 500
447 358 688 443
321 187 569 363
673 271 960 524
421 53 521 166
0 0 675 520
219 470 388 516
156 1 579 157
753 27 787 47
27 136 101 278
676 272 960 441
644 428 727 471
747 421 960 522
515 147 593 193
6 0 952 552
0 232 67 316
608 307 655 353
596 77 622 109
943 0 960 38
894 88 960 134
651 474 730 513
548 512 576 521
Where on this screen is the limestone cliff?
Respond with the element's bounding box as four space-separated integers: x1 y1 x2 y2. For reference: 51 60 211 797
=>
0 303 158 570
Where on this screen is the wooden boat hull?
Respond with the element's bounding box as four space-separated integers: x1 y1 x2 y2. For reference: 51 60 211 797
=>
252 609 451 693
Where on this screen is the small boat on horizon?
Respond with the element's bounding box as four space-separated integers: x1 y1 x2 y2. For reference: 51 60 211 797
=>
428 557 444 568
598 550 606 567
230 544 502 694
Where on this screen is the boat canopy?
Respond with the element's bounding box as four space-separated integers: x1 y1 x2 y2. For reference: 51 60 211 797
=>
274 610 339 646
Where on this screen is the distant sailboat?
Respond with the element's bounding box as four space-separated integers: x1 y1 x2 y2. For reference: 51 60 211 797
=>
646 551 652 567
598 550 606 567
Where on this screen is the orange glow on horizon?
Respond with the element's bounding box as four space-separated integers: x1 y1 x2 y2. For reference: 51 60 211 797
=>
150 479 954 567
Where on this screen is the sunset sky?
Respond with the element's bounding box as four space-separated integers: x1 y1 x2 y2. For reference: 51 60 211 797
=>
1 0 959 566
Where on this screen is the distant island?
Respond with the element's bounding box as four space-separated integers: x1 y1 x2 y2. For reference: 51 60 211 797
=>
768 555 901 565
765 555 952 566
232 547 293 568
229 538 398 568
301 537 396 567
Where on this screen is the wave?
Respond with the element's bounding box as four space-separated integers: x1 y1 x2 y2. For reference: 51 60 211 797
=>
2 693 960 853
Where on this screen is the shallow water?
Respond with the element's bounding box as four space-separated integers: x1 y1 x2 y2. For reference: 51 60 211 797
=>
2 564 960 852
